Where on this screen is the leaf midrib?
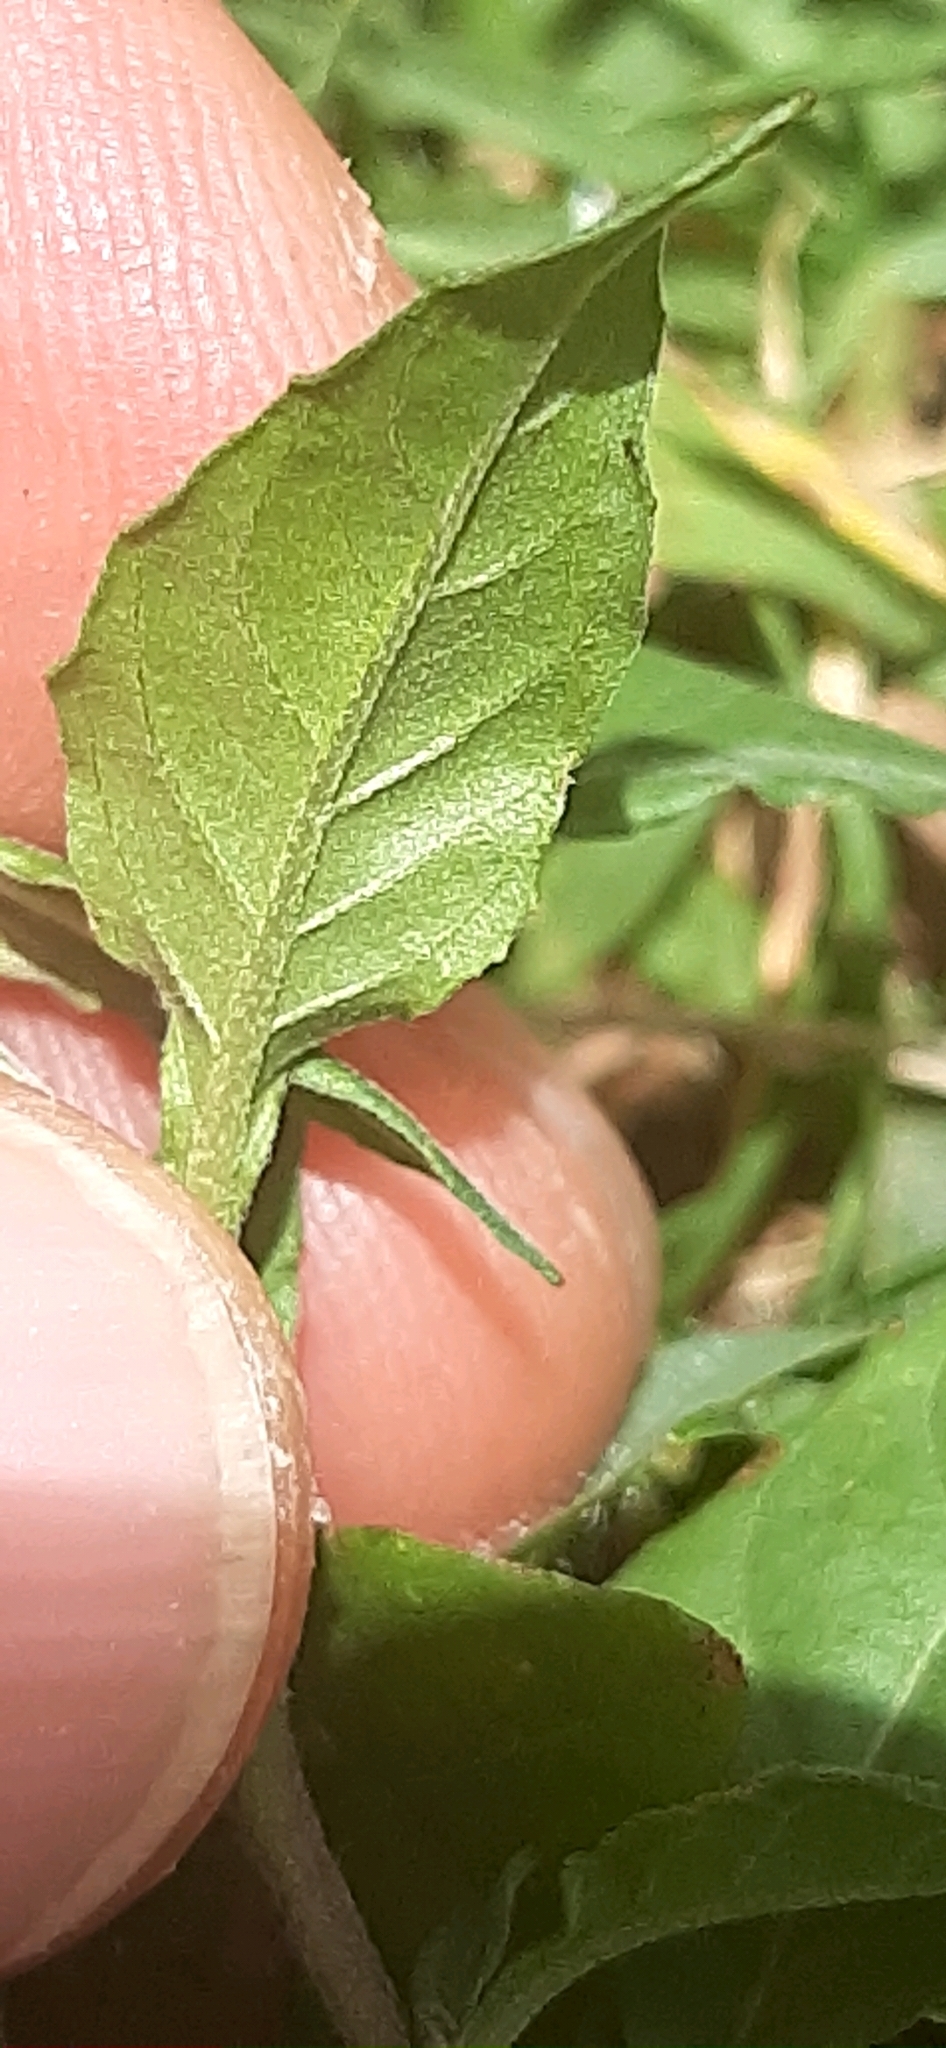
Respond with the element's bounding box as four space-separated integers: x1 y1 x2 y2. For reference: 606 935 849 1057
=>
175 255 624 1205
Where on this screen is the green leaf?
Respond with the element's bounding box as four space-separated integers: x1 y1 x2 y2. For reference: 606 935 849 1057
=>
337 22 774 198
224 0 356 104
455 1768 946 2046
0 856 157 1026
644 0 946 97
581 0 946 110
555 1291 946 2046
863 1096 946 1291
293 1529 745 1989
610 1320 872 1470
0 835 73 891
240 1095 307 1340
53 100 803 1230
503 807 709 1004
385 187 572 286
634 864 763 1016
611 1893 946 2048
412 1848 536 2048
253 1177 303 1341
511 1319 870 1579
240 1026 566 1327
291 1050 560 1282
618 1288 946 1775
650 377 946 660
658 1097 798 1325
566 645 946 836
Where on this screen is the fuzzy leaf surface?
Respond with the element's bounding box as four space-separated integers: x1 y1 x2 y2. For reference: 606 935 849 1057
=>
52 102 803 1226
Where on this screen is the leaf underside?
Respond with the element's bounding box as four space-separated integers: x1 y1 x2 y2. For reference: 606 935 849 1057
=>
52 99 804 1230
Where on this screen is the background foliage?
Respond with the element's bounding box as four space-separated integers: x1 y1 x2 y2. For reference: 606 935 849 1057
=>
15 3 946 2044
295 7 946 2044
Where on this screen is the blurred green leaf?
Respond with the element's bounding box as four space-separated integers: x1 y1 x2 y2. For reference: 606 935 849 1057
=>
635 865 763 1015
662 257 759 349
651 374 946 656
504 808 709 1003
648 0 946 97
293 1530 745 1988
224 0 357 103
864 1094 946 1288
566 646 946 835
384 181 571 282
337 20 789 196
658 1098 798 1323
512 1319 871 1578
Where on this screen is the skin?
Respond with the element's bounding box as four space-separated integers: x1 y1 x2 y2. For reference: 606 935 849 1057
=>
0 976 660 1549
0 0 662 1990
2 0 413 852
1 0 661 1548
0 1079 312 1979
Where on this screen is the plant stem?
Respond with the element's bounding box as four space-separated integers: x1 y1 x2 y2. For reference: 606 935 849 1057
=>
232 1697 409 2047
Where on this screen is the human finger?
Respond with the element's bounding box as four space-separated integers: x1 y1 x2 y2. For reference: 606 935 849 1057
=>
0 0 413 851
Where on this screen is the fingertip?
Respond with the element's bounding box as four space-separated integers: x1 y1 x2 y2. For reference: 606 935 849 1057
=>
297 985 660 1548
0 979 661 1554
0 982 160 1152
1 0 414 849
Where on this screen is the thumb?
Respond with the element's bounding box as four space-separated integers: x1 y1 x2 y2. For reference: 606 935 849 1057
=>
0 0 413 851
0 1076 312 1976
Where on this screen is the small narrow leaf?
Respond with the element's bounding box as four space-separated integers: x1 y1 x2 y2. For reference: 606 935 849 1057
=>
254 1182 303 1341
0 835 73 890
240 1095 308 1340
292 1050 561 1283
566 645 946 835
0 934 100 1013
0 859 156 1025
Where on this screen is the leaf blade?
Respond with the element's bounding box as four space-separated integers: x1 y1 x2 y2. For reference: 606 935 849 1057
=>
53 102 804 1225
292 1051 561 1282
457 1768 946 2045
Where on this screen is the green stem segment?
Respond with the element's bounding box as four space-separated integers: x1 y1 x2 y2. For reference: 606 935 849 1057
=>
233 1699 409 2048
